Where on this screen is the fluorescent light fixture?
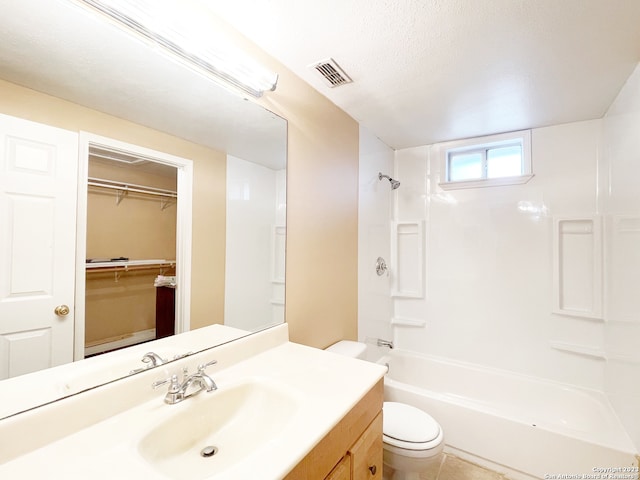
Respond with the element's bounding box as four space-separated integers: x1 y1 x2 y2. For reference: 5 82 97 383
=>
73 0 278 98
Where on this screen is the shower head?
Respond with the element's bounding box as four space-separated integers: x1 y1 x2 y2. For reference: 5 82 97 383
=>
378 172 401 190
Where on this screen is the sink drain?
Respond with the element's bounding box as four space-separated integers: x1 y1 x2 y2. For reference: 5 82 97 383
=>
200 446 219 458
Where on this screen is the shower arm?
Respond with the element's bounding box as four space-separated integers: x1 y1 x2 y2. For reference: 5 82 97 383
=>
378 172 400 189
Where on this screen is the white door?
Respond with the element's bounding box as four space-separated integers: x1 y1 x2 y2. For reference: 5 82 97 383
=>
0 113 78 379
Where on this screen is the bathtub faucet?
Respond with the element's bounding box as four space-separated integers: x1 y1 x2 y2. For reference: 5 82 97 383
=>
377 338 394 349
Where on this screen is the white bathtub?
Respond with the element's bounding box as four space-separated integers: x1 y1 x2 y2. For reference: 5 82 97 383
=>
379 350 638 479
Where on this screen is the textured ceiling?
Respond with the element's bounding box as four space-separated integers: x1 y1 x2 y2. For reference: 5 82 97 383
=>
2 1 639 154
202 0 640 149
0 0 287 169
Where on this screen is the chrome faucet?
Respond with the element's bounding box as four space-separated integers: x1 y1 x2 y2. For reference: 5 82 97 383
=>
142 352 168 367
377 338 394 349
129 351 169 374
152 360 218 405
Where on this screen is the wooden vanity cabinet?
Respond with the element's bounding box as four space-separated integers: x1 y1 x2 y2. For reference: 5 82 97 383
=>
350 412 383 479
284 379 383 480
326 455 351 480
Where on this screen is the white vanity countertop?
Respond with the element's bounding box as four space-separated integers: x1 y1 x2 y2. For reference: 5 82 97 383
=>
0 323 250 420
0 324 386 479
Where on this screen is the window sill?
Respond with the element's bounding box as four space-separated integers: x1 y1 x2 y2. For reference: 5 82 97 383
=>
438 173 534 190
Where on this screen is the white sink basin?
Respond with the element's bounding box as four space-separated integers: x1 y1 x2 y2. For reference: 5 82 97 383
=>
137 379 299 479
0 326 386 480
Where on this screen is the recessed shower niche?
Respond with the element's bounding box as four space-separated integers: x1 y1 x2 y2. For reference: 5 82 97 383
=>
552 216 603 319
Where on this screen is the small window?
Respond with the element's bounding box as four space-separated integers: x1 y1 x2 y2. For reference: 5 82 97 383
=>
486 145 523 178
439 130 532 189
448 152 483 181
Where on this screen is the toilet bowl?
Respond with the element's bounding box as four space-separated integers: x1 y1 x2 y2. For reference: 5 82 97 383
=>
383 401 444 480
325 341 444 480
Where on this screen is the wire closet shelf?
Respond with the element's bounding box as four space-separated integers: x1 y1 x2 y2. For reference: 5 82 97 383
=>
87 176 177 210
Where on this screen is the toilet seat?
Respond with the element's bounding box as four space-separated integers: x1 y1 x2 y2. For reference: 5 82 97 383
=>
383 402 443 451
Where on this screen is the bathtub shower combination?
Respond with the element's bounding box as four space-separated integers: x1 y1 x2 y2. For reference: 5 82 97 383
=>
378 350 638 479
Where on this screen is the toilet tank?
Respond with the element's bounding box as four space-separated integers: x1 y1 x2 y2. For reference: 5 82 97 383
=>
325 340 367 359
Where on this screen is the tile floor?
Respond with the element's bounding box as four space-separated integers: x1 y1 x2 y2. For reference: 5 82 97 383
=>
384 453 508 480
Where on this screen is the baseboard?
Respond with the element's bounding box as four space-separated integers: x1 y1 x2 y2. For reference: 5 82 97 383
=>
84 328 156 356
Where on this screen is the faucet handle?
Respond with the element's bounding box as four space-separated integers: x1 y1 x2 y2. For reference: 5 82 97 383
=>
152 374 179 391
172 351 193 360
197 359 217 373
152 378 169 389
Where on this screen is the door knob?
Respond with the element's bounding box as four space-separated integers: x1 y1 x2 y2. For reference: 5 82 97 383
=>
54 305 70 316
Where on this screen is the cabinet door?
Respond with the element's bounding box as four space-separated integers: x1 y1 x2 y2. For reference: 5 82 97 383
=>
350 412 383 480
326 455 351 480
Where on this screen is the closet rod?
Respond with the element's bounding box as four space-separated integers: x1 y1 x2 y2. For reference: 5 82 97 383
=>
88 177 177 198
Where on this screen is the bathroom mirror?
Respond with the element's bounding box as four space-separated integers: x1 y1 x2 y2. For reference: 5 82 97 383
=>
0 0 286 418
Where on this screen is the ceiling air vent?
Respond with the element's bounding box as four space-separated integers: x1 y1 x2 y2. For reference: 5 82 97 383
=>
309 58 352 88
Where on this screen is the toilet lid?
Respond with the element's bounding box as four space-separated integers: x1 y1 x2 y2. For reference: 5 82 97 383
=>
383 402 441 447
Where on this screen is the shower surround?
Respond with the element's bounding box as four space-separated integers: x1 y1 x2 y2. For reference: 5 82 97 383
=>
358 64 640 468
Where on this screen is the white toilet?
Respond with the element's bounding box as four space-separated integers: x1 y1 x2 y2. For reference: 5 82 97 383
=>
325 341 444 480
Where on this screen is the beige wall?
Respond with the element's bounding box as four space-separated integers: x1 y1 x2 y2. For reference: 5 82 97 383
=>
249 40 360 348
0 78 226 330
262 79 360 348
85 272 162 346
86 159 177 260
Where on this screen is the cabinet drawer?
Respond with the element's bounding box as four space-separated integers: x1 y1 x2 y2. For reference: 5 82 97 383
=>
326 455 351 480
350 412 383 480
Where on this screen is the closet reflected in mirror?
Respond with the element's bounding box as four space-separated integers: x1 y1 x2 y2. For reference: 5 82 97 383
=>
76 134 194 362
85 148 178 356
